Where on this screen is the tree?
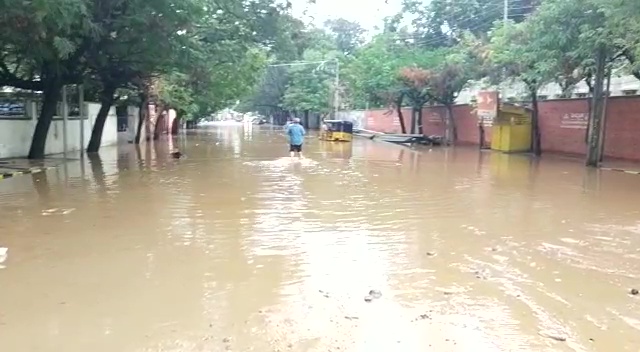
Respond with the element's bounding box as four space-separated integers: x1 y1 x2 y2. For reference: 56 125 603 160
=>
240 66 291 122
488 21 556 156
0 0 96 159
416 43 481 143
84 0 286 151
397 48 443 135
237 14 325 122
402 0 538 47
324 18 365 56
83 0 203 152
346 34 409 133
513 0 632 163
282 49 339 121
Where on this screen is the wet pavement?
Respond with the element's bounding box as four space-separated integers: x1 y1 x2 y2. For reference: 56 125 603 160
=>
1 124 640 351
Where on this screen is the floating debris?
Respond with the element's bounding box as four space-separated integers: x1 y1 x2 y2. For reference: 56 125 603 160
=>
539 330 567 342
411 313 431 322
42 208 76 216
0 247 7 265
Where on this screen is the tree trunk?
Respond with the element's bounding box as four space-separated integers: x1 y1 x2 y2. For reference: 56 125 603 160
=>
397 107 407 134
598 69 612 162
153 107 165 138
88 153 106 192
417 107 424 135
445 104 458 144
86 85 116 153
134 94 148 144
171 117 180 134
395 96 407 134
478 123 486 149
530 89 542 156
586 45 607 167
584 75 594 144
151 104 163 140
28 78 63 159
410 108 417 134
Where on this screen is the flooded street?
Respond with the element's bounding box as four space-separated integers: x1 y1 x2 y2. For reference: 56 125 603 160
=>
1 124 640 352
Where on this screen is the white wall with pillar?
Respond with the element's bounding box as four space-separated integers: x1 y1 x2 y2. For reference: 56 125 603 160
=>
126 106 143 143
0 101 118 159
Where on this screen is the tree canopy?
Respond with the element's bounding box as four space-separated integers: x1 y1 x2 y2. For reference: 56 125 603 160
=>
0 0 300 157
2 0 640 158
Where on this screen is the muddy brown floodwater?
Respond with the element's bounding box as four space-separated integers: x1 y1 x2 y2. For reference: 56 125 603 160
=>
1 124 640 352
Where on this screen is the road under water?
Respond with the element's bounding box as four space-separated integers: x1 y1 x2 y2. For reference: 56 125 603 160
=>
1 125 640 352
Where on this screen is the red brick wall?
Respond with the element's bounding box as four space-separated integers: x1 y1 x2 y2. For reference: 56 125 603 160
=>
365 108 410 133
536 99 589 156
603 97 640 160
363 96 640 161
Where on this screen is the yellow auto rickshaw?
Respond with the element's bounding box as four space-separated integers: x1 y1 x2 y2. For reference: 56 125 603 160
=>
320 120 353 142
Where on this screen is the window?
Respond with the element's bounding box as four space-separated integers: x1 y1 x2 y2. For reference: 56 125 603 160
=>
576 93 588 98
537 95 548 100
623 89 638 96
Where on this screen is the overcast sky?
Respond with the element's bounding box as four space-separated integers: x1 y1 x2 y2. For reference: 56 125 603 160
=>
289 0 404 33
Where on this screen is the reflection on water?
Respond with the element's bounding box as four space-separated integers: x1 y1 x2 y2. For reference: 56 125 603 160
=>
1 125 640 351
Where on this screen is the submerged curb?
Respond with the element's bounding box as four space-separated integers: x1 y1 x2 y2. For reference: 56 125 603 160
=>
0 166 55 180
601 167 640 175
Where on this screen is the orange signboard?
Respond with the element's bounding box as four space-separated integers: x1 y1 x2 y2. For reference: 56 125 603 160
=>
476 91 499 127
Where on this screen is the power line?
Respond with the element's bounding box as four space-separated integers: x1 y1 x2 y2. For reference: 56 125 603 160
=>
267 60 334 68
393 4 536 48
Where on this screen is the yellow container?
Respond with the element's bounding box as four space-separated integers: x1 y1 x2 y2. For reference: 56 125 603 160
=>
490 104 532 153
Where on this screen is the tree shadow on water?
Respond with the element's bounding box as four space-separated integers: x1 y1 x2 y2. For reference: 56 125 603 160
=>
31 171 51 206
87 153 107 195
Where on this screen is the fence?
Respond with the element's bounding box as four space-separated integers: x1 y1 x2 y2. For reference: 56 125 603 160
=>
356 96 640 161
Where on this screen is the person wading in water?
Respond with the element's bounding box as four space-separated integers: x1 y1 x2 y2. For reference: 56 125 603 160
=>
286 117 306 159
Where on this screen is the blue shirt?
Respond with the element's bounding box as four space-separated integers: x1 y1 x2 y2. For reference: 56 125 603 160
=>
286 123 306 145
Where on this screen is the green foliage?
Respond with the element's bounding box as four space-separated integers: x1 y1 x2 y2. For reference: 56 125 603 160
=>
235 15 330 117
488 21 554 91
426 46 480 105
0 0 303 156
345 34 406 107
281 49 339 116
486 0 638 95
0 0 95 89
401 0 537 47
241 18 364 116
323 18 365 56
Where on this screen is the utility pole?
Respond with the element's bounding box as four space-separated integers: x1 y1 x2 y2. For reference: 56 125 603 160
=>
62 85 68 155
79 84 85 156
334 58 340 119
503 0 509 22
